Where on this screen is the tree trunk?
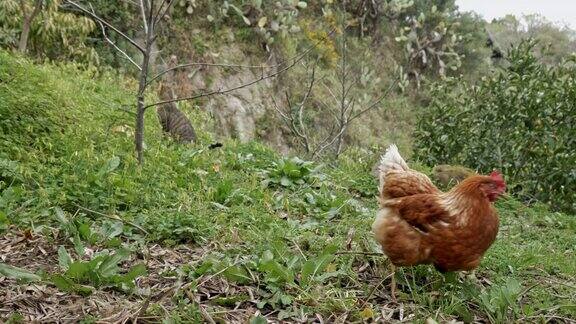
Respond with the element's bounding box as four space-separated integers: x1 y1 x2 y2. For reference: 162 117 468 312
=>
135 95 146 164
18 0 43 53
135 13 154 165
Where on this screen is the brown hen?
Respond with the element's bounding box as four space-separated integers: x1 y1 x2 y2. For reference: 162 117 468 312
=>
372 145 506 300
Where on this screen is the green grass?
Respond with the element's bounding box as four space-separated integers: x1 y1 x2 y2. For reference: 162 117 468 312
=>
0 52 575 323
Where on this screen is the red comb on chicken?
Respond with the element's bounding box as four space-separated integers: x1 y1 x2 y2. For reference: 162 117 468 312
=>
372 145 506 301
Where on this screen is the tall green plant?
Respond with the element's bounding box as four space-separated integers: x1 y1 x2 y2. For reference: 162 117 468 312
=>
415 40 576 213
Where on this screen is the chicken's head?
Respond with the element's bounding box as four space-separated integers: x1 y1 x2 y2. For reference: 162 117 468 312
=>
484 171 506 202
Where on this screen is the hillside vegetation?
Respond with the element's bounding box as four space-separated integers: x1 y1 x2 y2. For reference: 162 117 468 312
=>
1 52 575 323
415 41 576 214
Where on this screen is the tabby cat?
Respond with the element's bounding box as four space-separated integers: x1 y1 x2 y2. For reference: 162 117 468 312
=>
157 83 197 143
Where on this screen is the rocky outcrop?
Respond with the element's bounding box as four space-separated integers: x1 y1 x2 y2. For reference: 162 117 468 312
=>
171 44 290 154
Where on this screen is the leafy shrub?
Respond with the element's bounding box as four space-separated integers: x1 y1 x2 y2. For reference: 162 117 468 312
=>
261 157 324 188
415 40 576 213
52 247 146 296
145 211 214 246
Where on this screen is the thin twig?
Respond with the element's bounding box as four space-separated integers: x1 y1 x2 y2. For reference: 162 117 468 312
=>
148 63 274 87
273 86 312 153
154 0 177 24
359 273 394 309
91 5 142 71
140 0 149 34
180 260 243 291
64 1 145 53
348 76 399 123
73 204 149 235
183 289 216 324
146 29 336 86
143 51 310 109
335 251 385 257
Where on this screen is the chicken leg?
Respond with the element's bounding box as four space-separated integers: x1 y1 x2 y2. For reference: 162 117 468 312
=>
390 264 397 302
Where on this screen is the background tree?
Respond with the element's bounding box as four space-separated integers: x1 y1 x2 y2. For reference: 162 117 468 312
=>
65 0 316 164
487 14 576 65
273 1 399 159
0 0 96 62
18 0 43 53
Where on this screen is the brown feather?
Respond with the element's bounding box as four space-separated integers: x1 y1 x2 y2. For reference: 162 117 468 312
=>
373 161 504 272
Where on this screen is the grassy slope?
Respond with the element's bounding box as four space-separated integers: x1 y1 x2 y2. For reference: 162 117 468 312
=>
0 52 575 323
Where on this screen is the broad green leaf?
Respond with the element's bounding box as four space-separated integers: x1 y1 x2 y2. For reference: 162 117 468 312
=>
51 274 93 296
0 263 41 282
72 234 84 256
103 156 120 174
0 211 8 224
67 261 90 280
102 221 123 239
124 264 147 281
98 250 129 277
194 260 214 277
77 223 92 241
108 264 148 290
301 245 337 285
280 176 292 187
58 246 73 270
223 265 251 284
262 250 274 262
0 211 8 233
249 315 267 324
54 207 67 224
259 260 294 283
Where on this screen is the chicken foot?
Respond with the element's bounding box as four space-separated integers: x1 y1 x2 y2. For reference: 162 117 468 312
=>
390 264 397 302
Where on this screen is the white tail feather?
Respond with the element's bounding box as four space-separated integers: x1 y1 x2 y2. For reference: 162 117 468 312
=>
378 144 409 192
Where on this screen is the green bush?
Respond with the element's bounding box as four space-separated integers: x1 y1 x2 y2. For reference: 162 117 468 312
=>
415 40 576 213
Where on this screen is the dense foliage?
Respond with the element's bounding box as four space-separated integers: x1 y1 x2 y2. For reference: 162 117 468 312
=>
415 41 576 213
0 0 97 63
0 50 575 322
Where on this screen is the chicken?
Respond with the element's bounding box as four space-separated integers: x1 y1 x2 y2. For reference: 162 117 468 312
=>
372 145 506 300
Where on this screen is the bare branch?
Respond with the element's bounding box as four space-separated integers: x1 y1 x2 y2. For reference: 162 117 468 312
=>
347 77 399 123
147 29 336 86
153 0 169 21
271 96 290 120
91 4 142 70
323 83 341 106
263 59 318 154
291 60 320 152
147 62 276 87
143 47 319 109
154 0 177 24
28 0 43 22
271 94 309 153
140 0 149 34
283 91 309 151
318 99 340 120
313 123 348 158
64 0 145 53
311 123 341 158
